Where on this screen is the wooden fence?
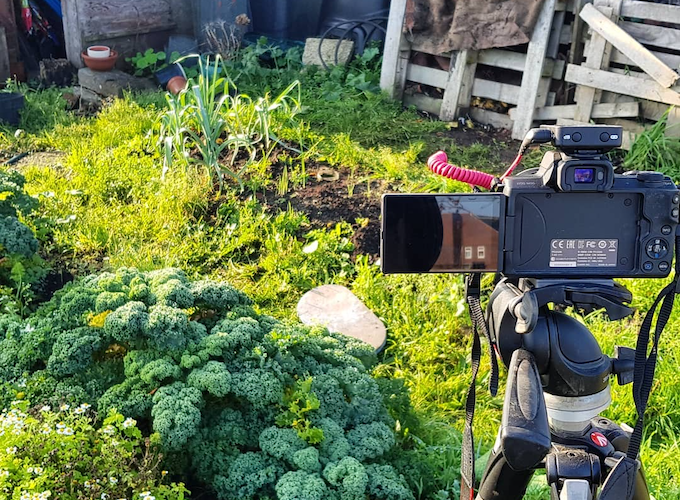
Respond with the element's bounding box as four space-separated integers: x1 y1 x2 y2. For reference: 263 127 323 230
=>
380 0 680 145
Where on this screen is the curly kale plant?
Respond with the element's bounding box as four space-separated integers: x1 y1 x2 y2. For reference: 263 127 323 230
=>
0 268 415 500
0 170 43 313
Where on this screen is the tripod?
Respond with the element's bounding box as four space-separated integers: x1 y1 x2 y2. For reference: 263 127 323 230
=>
475 278 650 500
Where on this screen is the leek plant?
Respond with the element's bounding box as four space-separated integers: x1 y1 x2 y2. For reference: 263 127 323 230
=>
156 54 302 190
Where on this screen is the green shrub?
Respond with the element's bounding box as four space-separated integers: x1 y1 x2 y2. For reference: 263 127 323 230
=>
0 400 188 499
0 268 416 500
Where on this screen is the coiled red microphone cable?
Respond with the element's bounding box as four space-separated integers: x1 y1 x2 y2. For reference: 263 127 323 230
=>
427 151 495 190
428 128 553 189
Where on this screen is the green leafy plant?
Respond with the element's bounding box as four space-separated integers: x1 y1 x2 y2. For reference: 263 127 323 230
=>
0 400 189 499
157 54 303 189
127 49 172 77
0 268 416 500
276 377 325 444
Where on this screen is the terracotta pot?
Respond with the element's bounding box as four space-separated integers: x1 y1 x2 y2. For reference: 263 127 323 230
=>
81 50 118 72
87 45 111 58
167 76 188 95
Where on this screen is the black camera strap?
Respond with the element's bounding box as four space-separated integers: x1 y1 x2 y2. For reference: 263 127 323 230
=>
598 234 680 500
628 234 680 461
461 273 499 500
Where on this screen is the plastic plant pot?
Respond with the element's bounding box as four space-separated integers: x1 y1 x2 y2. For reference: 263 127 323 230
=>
87 45 111 58
0 93 25 126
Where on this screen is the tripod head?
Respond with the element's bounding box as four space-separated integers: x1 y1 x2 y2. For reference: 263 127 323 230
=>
487 278 636 431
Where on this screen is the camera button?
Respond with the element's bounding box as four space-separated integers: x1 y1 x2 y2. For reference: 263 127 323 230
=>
674 194 680 204
646 238 669 259
643 261 654 272
600 132 610 142
572 132 582 142
662 225 673 235
659 262 670 273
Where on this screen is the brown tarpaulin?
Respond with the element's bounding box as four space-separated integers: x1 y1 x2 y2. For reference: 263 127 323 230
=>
405 0 546 54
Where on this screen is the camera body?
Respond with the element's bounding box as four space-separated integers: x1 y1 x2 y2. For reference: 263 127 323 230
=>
381 125 680 278
504 126 679 278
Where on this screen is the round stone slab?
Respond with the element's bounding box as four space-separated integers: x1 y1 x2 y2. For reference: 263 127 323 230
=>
297 285 387 352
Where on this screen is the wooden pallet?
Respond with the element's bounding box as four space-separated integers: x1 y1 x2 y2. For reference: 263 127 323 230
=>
381 0 570 140
563 0 680 147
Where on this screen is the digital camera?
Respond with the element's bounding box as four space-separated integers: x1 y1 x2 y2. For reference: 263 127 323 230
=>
381 125 680 278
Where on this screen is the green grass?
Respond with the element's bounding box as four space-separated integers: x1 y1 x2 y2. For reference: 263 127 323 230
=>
2 61 680 500
625 109 680 178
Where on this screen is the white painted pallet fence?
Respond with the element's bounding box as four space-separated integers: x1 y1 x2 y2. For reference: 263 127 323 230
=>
564 0 680 146
380 0 680 146
380 0 568 139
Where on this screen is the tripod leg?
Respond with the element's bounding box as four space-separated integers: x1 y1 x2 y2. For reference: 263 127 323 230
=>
501 349 551 470
476 445 534 500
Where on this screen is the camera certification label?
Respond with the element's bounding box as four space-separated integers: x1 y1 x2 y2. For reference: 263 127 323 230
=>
549 239 618 267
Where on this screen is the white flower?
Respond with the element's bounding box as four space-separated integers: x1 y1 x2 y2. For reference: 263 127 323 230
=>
80 403 91 410
84 481 92 489
122 418 136 428
0 469 8 477
5 447 16 454
59 404 70 411
161 470 168 477
102 425 116 436
40 406 51 412
109 477 118 484
73 407 85 415
56 422 66 429
101 494 109 500
21 324 35 334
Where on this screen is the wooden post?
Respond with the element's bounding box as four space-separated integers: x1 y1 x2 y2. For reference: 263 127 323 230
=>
380 0 409 99
0 27 9 83
573 5 616 122
61 0 84 68
439 50 477 121
569 0 593 65
512 0 558 140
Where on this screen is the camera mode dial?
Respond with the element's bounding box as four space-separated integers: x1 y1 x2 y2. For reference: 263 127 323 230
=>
645 238 669 259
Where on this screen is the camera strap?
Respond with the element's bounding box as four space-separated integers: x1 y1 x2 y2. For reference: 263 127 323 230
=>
600 234 680 500
628 234 680 461
461 273 499 500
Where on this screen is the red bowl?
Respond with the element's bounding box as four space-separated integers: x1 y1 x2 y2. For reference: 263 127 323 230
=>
81 50 118 71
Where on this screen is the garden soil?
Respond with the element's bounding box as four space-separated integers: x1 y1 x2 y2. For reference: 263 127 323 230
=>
262 127 519 260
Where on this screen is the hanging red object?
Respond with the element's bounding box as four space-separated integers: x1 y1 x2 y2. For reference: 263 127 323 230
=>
21 0 33 33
